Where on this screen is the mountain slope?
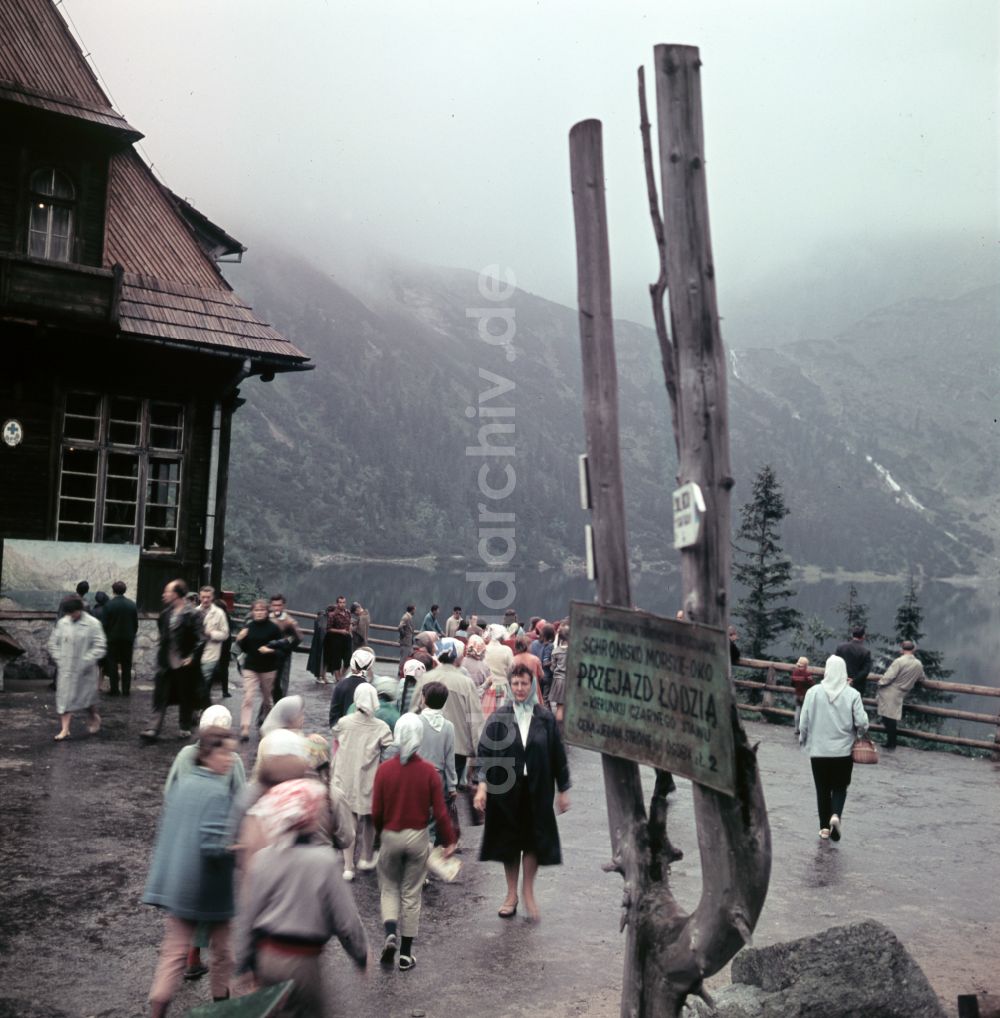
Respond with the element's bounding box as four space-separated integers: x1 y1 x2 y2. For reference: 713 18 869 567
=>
221 247 995 582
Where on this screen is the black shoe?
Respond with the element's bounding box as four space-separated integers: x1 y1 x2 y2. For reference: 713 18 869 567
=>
380 933 397 965
184 963 209 981
222 691 232 698
398 954 416 972
108 689 121 697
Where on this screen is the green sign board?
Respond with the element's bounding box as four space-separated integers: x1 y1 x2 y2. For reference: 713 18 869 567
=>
564 601 736 796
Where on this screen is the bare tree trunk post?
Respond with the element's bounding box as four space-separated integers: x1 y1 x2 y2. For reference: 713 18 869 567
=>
569 119 650 1010
649 42 771 1011
570 46 771 1017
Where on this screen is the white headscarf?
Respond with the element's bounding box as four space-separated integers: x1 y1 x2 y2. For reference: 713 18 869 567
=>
374 675 401 700
393 713 424 764
198 705 232 731
257 728 310 761
821 655 849 703
350 647 376 674
259 695 305 738
402 658 426 680
353 681 379 716
486 623 508 643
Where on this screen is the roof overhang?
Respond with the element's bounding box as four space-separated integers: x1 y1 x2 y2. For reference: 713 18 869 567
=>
0 79 143 143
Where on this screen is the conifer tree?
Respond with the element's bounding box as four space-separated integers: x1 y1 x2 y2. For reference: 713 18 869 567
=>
791 614 835 662
835 583 869 637
733 464 801 659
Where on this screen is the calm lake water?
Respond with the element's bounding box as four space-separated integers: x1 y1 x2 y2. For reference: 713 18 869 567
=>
281 562 999 712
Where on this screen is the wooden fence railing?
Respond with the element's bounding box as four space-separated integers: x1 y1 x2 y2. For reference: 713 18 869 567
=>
235 605 1000 755
233 606 401 663
734 657 1000 755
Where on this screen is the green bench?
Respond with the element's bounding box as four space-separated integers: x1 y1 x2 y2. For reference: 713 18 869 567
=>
184 981 294 1017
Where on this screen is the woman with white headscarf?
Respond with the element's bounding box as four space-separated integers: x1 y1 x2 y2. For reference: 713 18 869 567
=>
162 705 246 983
398 656 426 715
328 646 376 727
235 779 369 1017
259 694 305 739
482 624 514 717
462 634 491 689
164 705 247 797
331 681 392 880
372 714 456 972
799 654 869 841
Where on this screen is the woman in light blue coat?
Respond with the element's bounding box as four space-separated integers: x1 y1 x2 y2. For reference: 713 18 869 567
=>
799 655 869 842
143 727 238 1015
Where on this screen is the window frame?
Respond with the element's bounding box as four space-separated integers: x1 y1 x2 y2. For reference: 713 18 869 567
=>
27 166 77 263
56 392 186 554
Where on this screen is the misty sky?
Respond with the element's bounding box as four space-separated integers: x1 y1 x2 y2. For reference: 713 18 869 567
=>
64 0 997 333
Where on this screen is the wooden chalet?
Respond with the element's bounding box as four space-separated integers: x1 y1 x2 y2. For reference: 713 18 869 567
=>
0 0 310 612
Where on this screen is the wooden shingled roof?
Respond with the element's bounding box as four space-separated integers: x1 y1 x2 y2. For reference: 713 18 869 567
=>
1 0 309 370
119 275 297 361
0 0 140 139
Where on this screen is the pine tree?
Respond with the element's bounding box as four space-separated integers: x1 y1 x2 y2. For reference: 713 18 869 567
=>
733 464 801 659
835 583 869 638
791 614 835 662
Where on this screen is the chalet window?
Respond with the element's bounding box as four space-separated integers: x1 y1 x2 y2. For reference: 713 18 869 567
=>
28 168 76 262
57 393 185 553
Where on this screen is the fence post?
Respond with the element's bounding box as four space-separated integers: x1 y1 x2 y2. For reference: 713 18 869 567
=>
762 664 778 721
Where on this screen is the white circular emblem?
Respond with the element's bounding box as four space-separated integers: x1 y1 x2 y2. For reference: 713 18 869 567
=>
2 419 23 447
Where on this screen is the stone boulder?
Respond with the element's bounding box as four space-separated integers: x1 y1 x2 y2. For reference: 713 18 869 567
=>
684 919 946 1018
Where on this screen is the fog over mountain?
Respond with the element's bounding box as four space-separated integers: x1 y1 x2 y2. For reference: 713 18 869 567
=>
221 242 997 587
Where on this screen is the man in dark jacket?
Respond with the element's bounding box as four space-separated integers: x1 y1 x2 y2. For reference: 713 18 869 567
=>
836 626 872 698
141 579 204 740
102 580 139 696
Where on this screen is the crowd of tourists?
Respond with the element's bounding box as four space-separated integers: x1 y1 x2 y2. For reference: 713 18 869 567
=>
47 583 572 1015
45 583 926 1014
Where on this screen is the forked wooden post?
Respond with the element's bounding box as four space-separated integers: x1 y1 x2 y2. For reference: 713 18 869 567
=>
570 45 772 1018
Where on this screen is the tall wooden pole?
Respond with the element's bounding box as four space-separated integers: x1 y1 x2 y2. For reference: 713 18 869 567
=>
569 119 649 1010
654 43 732 627
648 43 771 1010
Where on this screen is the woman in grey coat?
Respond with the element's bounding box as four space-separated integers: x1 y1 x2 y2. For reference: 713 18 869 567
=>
143 727 239 1014
48 596 106 740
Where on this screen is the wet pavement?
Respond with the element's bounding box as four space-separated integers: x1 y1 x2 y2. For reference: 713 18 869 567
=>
1 658 997 1018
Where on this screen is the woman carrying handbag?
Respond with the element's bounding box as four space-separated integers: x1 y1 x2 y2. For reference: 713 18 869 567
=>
798 655 870 842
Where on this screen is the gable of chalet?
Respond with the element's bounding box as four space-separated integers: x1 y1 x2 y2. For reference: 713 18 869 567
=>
0 0 308 372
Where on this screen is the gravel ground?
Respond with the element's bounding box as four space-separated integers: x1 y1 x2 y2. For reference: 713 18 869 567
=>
0 657 996 1017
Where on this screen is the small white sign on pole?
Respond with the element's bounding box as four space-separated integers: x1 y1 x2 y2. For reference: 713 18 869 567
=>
672 481 705 549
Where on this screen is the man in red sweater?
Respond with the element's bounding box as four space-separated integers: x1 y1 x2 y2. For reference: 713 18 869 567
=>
372 714 456 972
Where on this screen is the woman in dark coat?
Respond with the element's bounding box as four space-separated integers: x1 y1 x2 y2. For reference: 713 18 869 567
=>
306 608 327 683
473 663 570 922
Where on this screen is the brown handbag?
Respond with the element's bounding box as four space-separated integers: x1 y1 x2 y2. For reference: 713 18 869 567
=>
852 736 879 765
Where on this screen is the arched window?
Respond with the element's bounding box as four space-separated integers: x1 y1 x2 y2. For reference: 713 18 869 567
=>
28 167 75 262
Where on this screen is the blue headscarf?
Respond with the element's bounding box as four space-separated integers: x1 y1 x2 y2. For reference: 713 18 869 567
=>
511 671 540 725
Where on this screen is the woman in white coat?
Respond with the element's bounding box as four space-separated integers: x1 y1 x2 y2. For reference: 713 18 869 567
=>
49 596 106 740
798 655 869 841
331 682 393 880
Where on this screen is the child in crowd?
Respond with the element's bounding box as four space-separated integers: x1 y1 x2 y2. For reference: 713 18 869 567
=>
791 656 813 734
